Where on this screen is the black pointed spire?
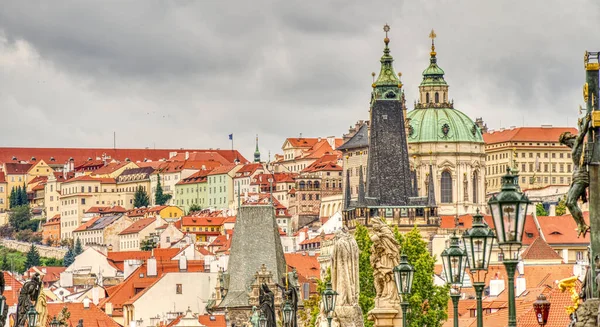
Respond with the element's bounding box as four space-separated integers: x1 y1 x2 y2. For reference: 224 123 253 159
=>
411 170 418 197
358 165 366 205
344 169 351 210
427 165 436 207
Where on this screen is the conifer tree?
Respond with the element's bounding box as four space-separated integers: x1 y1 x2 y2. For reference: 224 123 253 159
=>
556 196 567 216
74 238 83 256
25 244 41 270
154 174 172 205
133 186 150 208
1 253 9 271
63 247 75 267
9 187 15 208
354 224 375 327
401 227 449 327
20 183 28 206
15 186 22 206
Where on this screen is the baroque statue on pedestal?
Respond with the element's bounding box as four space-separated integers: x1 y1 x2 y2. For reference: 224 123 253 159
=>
259 283 275 327
369 217 400 306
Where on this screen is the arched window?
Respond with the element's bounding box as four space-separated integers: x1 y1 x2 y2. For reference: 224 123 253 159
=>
472 171 479 203
426 93 430 103
299 181 306 190
435 92 439 103
441 171 453 203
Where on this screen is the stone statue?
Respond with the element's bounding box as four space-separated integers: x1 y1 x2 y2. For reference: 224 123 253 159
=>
259 283 275 327
249 306 260 327
35 290 48 327
15 273 41 327
331 228 359 307
369 217 400 306
579 249 600 301
559 113 591 237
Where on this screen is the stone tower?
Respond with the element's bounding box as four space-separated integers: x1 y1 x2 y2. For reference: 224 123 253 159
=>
218 205 286 325
254 135 261 163
366 25 412 206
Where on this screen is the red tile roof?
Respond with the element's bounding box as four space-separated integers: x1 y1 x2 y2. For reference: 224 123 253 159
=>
0 148 247 166
176 169 212 185
207 164 238 176
198 314 226 327
537 212 590 245
284 253 320 280
521 237 564 261
483 127 577 144
4 163 33 175
44 214 61 226
91 162 132 175
74 216 101 232
3 272 23 306
118 218 157 235
0 172 5 183
182 217 225 227
516 286 575 327
85 206 128 214
99 260 205 315
235 163 263 175
302 154 342 173
285 138 321 148
107 248 181 271
46 302 120 327
25 266 66 284
168 152 231 164
440 214 540 245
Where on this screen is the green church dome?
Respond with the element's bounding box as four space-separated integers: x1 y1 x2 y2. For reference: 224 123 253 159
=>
407 107 483 143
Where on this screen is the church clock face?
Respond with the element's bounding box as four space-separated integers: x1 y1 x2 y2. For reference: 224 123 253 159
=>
385 91 396 99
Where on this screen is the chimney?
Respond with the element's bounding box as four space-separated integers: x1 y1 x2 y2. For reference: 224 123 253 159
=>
327 136 336 149
83 297 91 309
147 256 157 277
516 276 526 296
106 302 113 316
92 287 100 305
185 152 189 160
489 279 505 297
179 255 188 272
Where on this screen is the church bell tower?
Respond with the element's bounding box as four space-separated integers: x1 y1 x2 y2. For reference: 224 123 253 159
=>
365 24 413 205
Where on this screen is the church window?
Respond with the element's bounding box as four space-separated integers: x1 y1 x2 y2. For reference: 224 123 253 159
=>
435 92 439 103
472 171 479 203
426 93 430 103
441 171 453 203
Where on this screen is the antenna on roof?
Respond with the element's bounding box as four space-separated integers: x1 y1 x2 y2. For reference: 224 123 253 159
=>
114 131 116 150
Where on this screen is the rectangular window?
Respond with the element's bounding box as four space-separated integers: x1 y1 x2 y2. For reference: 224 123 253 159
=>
81 199 86 205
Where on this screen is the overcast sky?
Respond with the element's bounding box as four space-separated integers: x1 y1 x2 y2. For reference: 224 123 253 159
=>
1 1 599 161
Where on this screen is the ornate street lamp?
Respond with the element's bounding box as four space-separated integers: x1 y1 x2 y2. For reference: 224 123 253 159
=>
488 168 531 327
441 233 467 327
322 281 337 327
533 294 551 326
50 316 60 327
462 209 495 327
393 253 414 327
258 312 267 327
282 301 293 327
26 306 38 327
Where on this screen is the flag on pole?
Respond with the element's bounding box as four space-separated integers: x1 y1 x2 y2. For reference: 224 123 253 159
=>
228 134 233 140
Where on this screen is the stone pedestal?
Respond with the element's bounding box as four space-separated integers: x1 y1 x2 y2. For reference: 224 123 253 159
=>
367 307 402 327
574 298 599 327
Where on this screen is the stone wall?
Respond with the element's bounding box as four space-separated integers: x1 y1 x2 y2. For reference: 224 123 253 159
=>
0 239 67 259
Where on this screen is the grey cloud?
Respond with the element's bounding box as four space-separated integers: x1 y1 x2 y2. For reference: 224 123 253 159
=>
0 0 600 159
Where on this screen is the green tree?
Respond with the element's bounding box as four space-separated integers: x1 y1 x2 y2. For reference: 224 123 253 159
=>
298 268 331 327
1 253 9 271
556 197 567 216
74 238 83 256
133 186 150 208
63 247 75 267
140 238 157 251
15 185 22 206
9 205 31 231
154 174 172 205
9 187 16 208
536 203 548 216
20 182 28 206
188 203 202 214
355 224 375 327
25 244 41 270
401 227 449 327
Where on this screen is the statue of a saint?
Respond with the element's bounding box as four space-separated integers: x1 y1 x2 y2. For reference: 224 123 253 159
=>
369 217 400 306
15 273 41 327
331 228 359 307
559 113 591 237
249 306 260 327
259 283 275 327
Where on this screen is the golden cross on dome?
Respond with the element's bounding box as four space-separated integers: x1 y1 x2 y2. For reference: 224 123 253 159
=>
383 24 390 38
429 29 437 53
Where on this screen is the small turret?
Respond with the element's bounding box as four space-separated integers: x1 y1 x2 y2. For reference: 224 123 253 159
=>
253 135 261 163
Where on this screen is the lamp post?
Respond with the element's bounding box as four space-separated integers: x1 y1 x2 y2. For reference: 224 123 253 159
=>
393 253 414 327
282 301 293 327
488 168 531 327
258 312 267 327
441 233 468 327
533 294 550 326
322 281 337 327
26 306 39 327
462 209 495 327
50 316 60 327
